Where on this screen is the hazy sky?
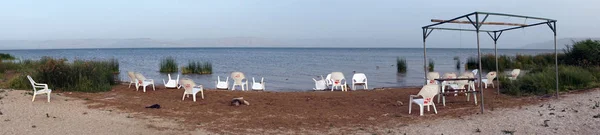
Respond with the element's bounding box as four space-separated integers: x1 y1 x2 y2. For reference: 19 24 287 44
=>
1 0 598 48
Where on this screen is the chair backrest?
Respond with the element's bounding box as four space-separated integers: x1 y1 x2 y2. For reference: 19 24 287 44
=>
352 73 367 83
180 78 196 92
486 71 497 80
135 73 147 83
472 69 479 76
461 72 475 78
218 76 228 83
443 72 457 79
231 72 246 84
253 77 264 84
511 69 521 77
456 76 469 86
325 74 332 85
330 72 345 86
417 85 439 105
128 71 136 82
26 75 37 91
427 72 440 80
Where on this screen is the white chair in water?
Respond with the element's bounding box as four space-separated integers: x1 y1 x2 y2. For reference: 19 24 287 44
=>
481 72 497 88
329 72 347 91
162 74 180 89
127 71 138 88
508 69 521 81
26 75 52 102
231 72 248 91
425 72 440 85
135 73 155 92
409 84 439 116
472 69 479 77
180 78 204 102
251 77 266 91
312 75 328 91
352 73 368 90
215 76 229 90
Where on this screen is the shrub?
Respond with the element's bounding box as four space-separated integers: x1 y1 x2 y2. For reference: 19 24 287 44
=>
181 61 213 74
159 57 178 73
563 39 600 66
396 57 407 73
0 53 15 61
500 65 598 96
428 59 434 72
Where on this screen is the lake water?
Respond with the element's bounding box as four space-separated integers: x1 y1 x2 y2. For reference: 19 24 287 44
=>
0 48 554 91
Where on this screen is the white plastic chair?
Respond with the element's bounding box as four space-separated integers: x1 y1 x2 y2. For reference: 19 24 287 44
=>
135 73 155 92
409 84 439 116
180 78 204 102
251 77 265 91
127 71 137 88
231 72 248 91
215 76 229 90
325 74 333 88
26 75 52 102
508 69 521 80
162 74 180 89
312 75 327 90
426 72 440 84
352 73 368 90
481 72 497 88
329 72 347 91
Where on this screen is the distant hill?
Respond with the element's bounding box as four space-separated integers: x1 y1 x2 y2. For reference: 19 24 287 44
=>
0 37 403 50
521 38 600 50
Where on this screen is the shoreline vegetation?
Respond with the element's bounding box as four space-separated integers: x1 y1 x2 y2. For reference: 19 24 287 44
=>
1 39 599 93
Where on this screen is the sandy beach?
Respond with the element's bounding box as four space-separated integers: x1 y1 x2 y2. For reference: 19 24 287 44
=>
1 86 599 134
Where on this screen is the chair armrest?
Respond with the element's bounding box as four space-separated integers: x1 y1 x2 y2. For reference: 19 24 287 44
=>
145 79 154 83
35 83 48 89
163 79 167 85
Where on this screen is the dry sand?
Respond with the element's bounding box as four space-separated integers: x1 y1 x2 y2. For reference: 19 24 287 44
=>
1 87 599 135
0 89 208 135
377 88 600 135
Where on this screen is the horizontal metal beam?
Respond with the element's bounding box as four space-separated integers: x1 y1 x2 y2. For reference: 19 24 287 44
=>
431 19 527 26
476 11 557 21
494 21 555 32
422 12 476 28
427 27 495 32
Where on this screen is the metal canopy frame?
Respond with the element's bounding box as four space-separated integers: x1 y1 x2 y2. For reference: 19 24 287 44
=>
421 11 558 114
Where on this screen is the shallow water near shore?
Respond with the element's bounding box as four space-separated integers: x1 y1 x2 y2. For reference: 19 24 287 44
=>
0 48 553 91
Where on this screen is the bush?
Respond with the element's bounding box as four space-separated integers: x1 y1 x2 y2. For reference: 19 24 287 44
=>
428 59 434 72
181 61 212 74
159 57 178 73
501 66 598 96
563 39 600 66
466 57 478 70
396 57 407 73
0 53 15 61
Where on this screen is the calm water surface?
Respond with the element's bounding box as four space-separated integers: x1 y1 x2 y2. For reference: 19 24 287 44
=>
0 48 554 91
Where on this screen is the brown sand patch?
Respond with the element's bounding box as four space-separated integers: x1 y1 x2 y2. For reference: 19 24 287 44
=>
64 84 542 134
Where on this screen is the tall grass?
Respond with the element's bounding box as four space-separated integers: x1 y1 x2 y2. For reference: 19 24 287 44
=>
109 58 119 74
181 61 213 74
159 56 178 73
4 57 118 92
501 66 599 96
428 59 435 72
396 57 407 73
453 56 460 70
466 53 561 72
0 53 15 62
